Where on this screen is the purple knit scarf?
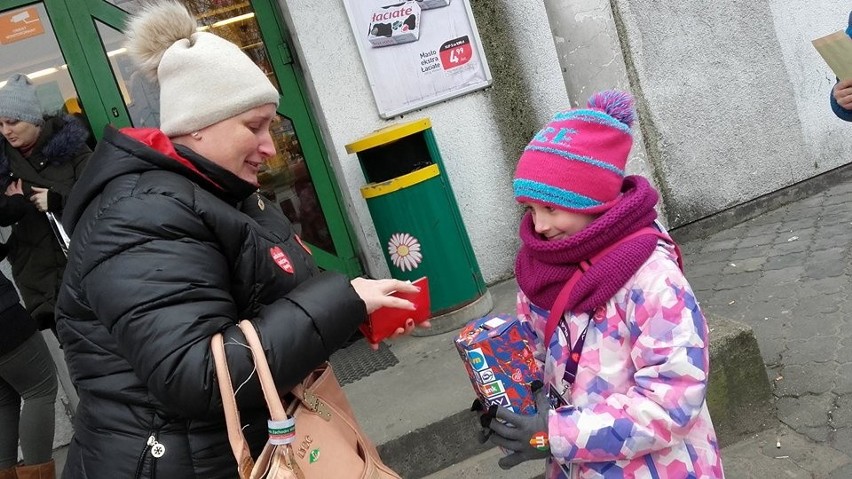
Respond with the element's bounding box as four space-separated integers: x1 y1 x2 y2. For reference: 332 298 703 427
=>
515 176 660 313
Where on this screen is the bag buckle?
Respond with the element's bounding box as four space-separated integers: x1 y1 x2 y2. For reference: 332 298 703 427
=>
303 390 331 421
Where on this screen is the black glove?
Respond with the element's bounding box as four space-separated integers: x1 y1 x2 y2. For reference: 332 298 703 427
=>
480 380 551 470
470 398 495 445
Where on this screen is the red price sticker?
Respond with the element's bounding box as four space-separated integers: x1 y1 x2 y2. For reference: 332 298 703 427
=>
439 36 473 70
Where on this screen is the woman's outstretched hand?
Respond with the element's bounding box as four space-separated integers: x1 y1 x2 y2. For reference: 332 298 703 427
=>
350 277 418 313
350 277 432 350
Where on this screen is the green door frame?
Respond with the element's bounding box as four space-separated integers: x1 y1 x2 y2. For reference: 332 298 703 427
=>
64 0 132 133
250 0 364 276
0 0 123 136
0 0 364 276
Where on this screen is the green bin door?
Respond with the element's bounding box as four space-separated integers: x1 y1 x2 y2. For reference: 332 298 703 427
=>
362 164 485 314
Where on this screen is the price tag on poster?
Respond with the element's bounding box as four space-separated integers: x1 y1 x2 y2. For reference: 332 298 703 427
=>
343 0 492 119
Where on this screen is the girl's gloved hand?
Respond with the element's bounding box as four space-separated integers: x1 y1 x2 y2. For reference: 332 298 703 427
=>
480 380 551 470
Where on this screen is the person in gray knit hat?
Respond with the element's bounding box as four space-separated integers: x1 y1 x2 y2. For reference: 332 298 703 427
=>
0 74 44 127
55 2 425 478
0 72 89 479
0 71 90 333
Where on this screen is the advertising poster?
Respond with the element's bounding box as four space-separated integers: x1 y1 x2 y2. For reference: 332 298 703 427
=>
343 0 492 119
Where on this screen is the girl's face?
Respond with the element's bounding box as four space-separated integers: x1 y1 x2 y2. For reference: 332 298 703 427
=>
180 104 277 186
524 202 597 241
0 117 41 152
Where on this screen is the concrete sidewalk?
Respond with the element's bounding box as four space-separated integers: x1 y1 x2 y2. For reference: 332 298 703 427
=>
340 171 852 477
339 279 849 478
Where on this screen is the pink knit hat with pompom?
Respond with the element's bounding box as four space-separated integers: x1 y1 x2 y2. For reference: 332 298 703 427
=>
513 90 636 213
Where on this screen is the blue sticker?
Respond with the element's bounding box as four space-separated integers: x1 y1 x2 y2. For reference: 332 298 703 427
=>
467 349 488 371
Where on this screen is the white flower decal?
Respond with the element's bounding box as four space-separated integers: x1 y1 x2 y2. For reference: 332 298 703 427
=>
387 233 423 272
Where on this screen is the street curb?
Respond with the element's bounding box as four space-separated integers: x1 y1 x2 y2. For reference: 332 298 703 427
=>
421 447 545 479
670 162 852 243
378 409 491 479
377 316 774 476
705 316 775 447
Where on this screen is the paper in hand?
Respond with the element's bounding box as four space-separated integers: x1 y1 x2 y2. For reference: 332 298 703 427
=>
812 30 852 80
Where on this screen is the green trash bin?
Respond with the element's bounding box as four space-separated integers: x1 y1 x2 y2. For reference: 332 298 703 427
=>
346 118 491 333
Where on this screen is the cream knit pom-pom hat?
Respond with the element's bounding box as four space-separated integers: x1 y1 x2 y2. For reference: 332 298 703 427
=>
124 1 279 136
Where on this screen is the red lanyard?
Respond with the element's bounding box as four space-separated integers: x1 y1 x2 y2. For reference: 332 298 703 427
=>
561 316 593 384
542 260 593 386
541 225 683 384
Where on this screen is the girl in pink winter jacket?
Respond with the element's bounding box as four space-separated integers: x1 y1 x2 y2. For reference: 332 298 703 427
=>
479 91 724 478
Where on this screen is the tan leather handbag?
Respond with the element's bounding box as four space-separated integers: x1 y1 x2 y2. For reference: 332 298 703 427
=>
211 320 401 479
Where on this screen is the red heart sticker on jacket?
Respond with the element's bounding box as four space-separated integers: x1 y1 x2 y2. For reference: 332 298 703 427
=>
270 246 294 274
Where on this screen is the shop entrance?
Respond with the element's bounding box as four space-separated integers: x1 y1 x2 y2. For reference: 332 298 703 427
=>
0 0 363 275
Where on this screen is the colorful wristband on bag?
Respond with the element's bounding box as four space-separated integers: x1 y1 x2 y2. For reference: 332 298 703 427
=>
530 431 550 451
268 418 296 445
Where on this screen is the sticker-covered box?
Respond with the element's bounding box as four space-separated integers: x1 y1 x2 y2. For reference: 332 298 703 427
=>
454 315 541 415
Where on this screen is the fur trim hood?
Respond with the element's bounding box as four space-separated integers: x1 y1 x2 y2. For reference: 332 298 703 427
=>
0 114 89 176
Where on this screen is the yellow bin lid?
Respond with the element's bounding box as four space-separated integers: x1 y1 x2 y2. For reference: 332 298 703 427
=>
360 164 440 199
345 118 432 154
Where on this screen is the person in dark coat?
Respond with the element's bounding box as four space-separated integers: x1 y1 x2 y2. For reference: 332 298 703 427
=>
55 2 424 478
0 73 92 331
0 180 58 479
830 11 852 121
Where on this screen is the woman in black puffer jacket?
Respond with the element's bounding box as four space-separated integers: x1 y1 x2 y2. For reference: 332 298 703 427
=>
0 184 58 479
0 73 91 332
55 2 421 478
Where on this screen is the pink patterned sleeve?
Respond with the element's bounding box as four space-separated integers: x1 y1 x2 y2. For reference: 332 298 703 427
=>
517 291 547 368
547 260 710 463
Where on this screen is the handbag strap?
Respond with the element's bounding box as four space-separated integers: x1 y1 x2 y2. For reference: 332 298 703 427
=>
543 225 682 345
237 320 288 421
211 321 294 474
211 332 256 474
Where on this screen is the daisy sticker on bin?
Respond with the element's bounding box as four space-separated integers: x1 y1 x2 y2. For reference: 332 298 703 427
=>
388 232 422 271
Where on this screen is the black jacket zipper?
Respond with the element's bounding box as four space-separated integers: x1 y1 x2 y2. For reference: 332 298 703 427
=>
134 431 164 479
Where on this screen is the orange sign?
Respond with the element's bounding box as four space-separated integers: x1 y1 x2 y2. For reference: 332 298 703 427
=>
0 7 45 45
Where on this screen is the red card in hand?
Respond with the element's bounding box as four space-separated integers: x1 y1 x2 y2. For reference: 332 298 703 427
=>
360 276 430 344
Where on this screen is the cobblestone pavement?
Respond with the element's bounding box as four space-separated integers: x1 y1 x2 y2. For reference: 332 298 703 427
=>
679 179 852 473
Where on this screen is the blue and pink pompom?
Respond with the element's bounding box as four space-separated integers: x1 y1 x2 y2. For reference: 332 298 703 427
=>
587 90 636 127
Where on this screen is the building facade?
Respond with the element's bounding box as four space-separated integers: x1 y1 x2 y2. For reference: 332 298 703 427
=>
1 0 850 286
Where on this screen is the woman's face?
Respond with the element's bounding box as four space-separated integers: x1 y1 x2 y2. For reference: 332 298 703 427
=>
0 117 41 152
524 202 597 241
186 104 277 186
